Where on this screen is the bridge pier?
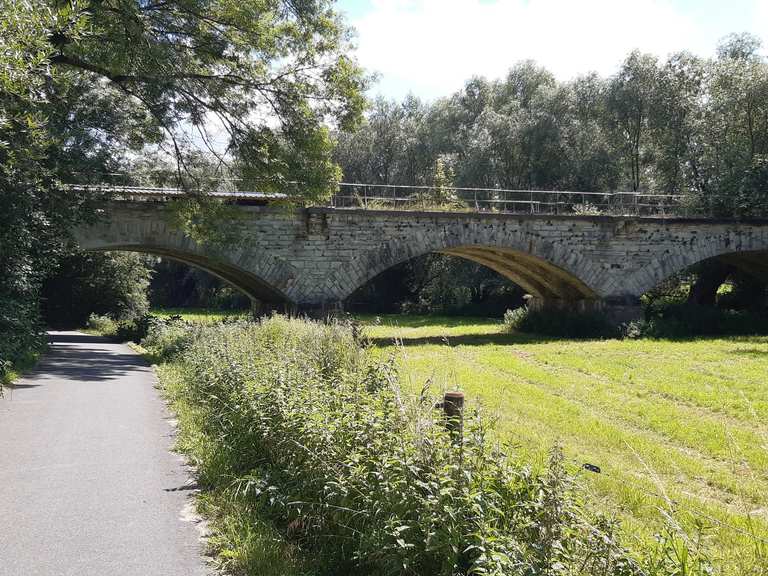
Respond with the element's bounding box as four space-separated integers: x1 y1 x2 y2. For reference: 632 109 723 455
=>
526 296 642 326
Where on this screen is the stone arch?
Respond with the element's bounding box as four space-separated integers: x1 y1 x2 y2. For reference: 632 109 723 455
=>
622 229 768 297
74 205 297 303
86 244 289 302
331 228 603 303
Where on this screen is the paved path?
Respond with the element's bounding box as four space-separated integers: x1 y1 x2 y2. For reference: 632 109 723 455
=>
0 332 211 576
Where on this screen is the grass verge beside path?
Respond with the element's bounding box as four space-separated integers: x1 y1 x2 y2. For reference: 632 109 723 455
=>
128 342 313 576
359 314 768 573
156 360 313 576
0 351 40 390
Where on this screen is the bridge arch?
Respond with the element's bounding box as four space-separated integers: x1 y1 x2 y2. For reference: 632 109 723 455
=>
74 204 296 304
85 244 289 303
331 232 603 303
621 231 768 297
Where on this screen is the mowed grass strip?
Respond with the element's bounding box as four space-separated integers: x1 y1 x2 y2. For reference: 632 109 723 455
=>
359 314 768 570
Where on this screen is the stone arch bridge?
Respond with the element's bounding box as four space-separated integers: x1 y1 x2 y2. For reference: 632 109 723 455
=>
75 201 768 320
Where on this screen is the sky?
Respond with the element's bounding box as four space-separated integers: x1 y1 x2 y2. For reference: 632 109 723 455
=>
335 0 768 101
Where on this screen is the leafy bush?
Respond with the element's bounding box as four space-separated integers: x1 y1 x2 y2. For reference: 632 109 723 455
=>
150 316 710 575
638 304 768 338
87 312 157 342
503 306 528 329
0 297 46 386
87 314 118 336
140 316 200 361
113 313 158 343
504 305 618 338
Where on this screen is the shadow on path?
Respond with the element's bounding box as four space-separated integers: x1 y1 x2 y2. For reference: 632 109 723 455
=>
22 332 149 383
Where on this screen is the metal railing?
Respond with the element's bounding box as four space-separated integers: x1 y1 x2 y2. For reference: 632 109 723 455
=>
65 181 692 218
331 183 688 218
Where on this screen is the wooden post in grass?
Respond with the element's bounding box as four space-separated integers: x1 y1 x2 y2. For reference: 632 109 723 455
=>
443 391 464 441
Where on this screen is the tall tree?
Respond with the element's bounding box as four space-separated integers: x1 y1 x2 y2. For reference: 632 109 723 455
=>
649 52 707 194
40 0 367 196
606 51 659 191
704 34 768 216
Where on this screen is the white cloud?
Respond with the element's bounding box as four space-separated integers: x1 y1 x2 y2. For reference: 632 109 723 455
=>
755 0 768 49
349 0 748 100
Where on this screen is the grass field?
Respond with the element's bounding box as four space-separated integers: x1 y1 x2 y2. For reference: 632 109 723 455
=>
150 308 768 571
359 314 768 571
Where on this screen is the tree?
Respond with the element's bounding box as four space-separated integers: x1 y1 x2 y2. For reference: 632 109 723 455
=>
34 0 367 197
606 51 660 191
649 52 707 194
0 0 367 375
564 73 621 191
41 252 152 328
703 34 768 216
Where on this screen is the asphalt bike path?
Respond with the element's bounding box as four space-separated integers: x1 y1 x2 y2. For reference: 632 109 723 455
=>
0 332 211 576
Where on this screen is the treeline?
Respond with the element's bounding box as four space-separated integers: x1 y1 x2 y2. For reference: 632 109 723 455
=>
335 33 768 217
334 34 768 317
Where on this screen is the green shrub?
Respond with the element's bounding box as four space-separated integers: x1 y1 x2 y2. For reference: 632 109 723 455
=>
503 305 528 329
504 305 618 338
114 313 159 343
153 316 710 575
638 304 768 338
140 316 200 361
87 313 118 336
0 297 46 387
88 312 161 342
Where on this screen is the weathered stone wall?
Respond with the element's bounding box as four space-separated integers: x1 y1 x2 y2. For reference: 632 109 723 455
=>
75 202 768 307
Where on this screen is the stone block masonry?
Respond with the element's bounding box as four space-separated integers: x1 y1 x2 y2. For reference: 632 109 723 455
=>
75 202 768 313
